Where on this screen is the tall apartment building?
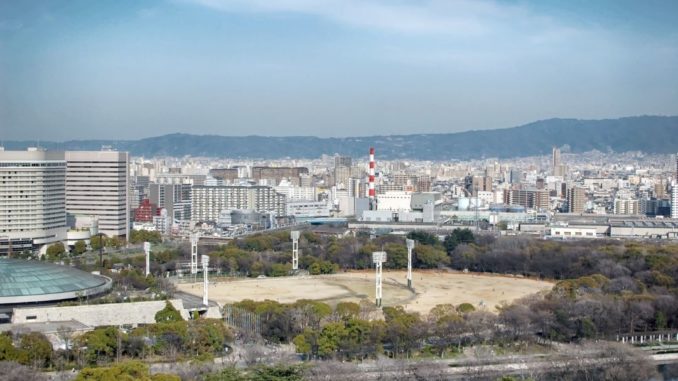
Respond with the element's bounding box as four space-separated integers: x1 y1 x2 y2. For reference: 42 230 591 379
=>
251 167 309 186
567 186 587 214
672 182 678 219
0 149 67 255
149 183 191 221
614 198 640 215
65 151 129 238
504 188 549 211
191 185 286 222
334 156 352 168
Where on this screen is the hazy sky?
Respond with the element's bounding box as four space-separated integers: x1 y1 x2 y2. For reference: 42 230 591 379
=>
1 0 677 140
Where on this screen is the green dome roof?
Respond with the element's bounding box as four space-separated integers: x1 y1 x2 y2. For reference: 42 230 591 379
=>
0 258 111 304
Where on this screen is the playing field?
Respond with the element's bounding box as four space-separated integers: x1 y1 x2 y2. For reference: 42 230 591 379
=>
177 270 553 314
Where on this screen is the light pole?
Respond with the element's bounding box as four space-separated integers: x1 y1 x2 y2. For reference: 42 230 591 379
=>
373 251 387 307
202 255 210 306
144 242 151 277
291 231 300 271
406 239 415 289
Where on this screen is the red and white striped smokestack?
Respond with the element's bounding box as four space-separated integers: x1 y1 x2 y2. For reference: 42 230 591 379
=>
369 147 376 209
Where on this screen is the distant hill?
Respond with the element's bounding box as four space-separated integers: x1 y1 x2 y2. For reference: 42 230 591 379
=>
4 116 677 160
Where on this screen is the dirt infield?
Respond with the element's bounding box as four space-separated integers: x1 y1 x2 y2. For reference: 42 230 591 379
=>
177 270 553 314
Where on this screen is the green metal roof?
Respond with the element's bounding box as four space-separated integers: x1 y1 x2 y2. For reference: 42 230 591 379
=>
0 258 109 299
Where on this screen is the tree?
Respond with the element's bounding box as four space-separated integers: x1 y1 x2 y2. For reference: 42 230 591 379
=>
0 333 16 361
16 332 53 368
155 301 183 323
46 242 66 261
444 228 475 253
406 231 439 246
413 245 449 268
75 361 180 381
73 240 87 255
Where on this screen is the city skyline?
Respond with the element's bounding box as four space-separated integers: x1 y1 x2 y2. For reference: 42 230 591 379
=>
2 0 678 140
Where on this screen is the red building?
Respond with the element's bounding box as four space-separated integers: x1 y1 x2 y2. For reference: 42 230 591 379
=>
134 199 158 222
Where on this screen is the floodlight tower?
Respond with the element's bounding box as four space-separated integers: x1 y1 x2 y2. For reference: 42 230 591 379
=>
202 254 210 306
373 251 387 307
406 239 415 289
143 242 151 277
291 230 300 270
190 233 199 275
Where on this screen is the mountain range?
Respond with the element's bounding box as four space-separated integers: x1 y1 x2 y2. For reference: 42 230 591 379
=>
4 116 677 160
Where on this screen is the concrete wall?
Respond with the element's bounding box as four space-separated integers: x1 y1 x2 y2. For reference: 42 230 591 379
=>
12 299 190 326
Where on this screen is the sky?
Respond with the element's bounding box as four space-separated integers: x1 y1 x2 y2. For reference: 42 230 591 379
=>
1 0 677 141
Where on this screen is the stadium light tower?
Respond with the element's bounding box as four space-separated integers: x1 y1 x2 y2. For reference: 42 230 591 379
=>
190 233 199 276
406 239 415 289
291 231 300 271
143 242 151 277
373 251 387 307
202 254 210 306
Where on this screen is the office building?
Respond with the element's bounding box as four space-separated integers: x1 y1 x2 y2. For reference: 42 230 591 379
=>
65 151 129 238
0 149 67 255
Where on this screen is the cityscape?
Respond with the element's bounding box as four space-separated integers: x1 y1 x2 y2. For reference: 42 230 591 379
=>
2 1 678 381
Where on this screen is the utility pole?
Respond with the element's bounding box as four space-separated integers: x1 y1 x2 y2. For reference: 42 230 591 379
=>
98 233 104 268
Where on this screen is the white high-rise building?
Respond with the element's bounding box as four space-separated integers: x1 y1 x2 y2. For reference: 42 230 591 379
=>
191 185 286 222
65 151 130 238
0 149 68 255
672 182 678 219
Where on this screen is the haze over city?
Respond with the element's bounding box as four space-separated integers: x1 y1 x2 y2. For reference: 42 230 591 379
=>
2 0 678 140
2 2 678 381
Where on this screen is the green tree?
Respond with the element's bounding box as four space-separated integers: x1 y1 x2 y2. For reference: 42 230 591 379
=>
90 235 105 251
73 240 87 255
249 364 305 381
75 361 180 381
46 242 66 261
16 332 53 368
414 245 449 268
0 332 17 361
155 301 183 323
76 326 119 364
406 231 439 246
443 228 475 253
203 367 248 381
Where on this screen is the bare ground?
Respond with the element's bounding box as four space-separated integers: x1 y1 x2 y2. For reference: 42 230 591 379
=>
177 270 553 314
